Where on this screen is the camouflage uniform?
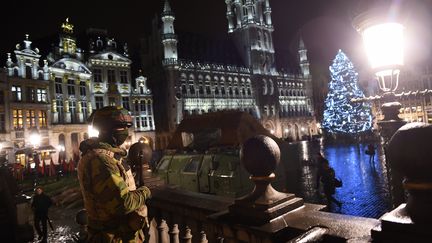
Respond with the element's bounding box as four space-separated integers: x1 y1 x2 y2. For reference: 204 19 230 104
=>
78 107 151 243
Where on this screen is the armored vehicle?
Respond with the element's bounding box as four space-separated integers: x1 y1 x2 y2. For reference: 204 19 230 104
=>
154 112 301 197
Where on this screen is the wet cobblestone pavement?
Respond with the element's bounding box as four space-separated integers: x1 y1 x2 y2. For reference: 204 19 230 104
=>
297 141 391 218
32 206 79 243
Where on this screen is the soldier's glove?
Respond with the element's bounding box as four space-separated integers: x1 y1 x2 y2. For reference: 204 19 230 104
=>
137 186 151 200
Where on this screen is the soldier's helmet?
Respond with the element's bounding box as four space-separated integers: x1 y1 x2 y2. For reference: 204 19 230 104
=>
88 106 133 131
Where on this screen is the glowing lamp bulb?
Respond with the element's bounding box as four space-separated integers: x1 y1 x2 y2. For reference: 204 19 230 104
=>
88 125 99 138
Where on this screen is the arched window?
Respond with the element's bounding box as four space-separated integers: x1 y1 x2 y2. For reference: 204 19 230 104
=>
188 74 195 94
268 79 274 95
257 31 262 48
262 79 268 95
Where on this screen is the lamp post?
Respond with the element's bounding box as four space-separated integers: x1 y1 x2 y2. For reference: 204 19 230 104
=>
29 128 41 186
353 4 406 142
353 2 407 206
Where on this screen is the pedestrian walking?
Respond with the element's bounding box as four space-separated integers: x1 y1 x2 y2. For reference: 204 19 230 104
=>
315 152 328 189
366 143 376 165
31 186 53 243
320 159 342 208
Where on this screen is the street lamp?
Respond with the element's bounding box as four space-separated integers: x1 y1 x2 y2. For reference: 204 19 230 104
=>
353 4 407 141
29 128 41 186
353 2 407 206
88 125 99 138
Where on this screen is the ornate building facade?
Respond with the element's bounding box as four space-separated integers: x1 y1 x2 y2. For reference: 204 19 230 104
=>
142 0 318 149
2 36 52 165
1 19 155 165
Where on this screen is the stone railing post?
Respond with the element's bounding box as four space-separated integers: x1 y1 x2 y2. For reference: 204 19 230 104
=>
372 122 432 241
228 135 304 225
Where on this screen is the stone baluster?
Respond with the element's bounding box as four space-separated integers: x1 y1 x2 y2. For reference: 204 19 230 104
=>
170 224 180 243
181 226 192 243
199 231 208 243
158 219 170 243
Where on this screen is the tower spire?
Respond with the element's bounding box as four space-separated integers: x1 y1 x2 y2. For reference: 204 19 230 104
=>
163 0 171 13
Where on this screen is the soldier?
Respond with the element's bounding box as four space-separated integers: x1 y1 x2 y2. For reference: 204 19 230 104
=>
78 106 151 242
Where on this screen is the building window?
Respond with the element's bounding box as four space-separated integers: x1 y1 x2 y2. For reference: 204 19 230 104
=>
0 113 5 132
140 101 146 113
109 97 116 106
12 86 22 102
27 87 36 102
56 99 64 123
149 118 153 128
95 97 104 110
55 78 63 93
134 100 139 112
141 117 148 128
94 69 102 83
107 70 115 83
120 71 128 84
122 97 130 110
0 91 4 104
67 80 75 96
147 102 152 115
81 101 88 121
13 109 23 130
38 110 47 128
70 100 76 123
26 110 36 128
37 89 47 102
135 117 140 128
79 82 86 96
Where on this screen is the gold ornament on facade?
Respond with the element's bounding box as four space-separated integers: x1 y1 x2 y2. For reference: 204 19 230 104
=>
61 18 74 34
75 77 81 85
52 99 57 113
77 102 82 113
50 74 55 81
64 100 69 112
86 79 91 86
88 103 92 114
62 75 69 83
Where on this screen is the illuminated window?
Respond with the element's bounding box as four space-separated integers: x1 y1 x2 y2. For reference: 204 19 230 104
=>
120 71 128 84
11 86 22 102
93 69 102 82
13 109 23 130
26 110 36 128
38 110 47 128
37 89 47 102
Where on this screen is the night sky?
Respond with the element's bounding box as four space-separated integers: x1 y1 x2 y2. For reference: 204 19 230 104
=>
1 0 431 78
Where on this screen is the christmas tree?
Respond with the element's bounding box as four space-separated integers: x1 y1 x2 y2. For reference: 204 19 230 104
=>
322 50 372 134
